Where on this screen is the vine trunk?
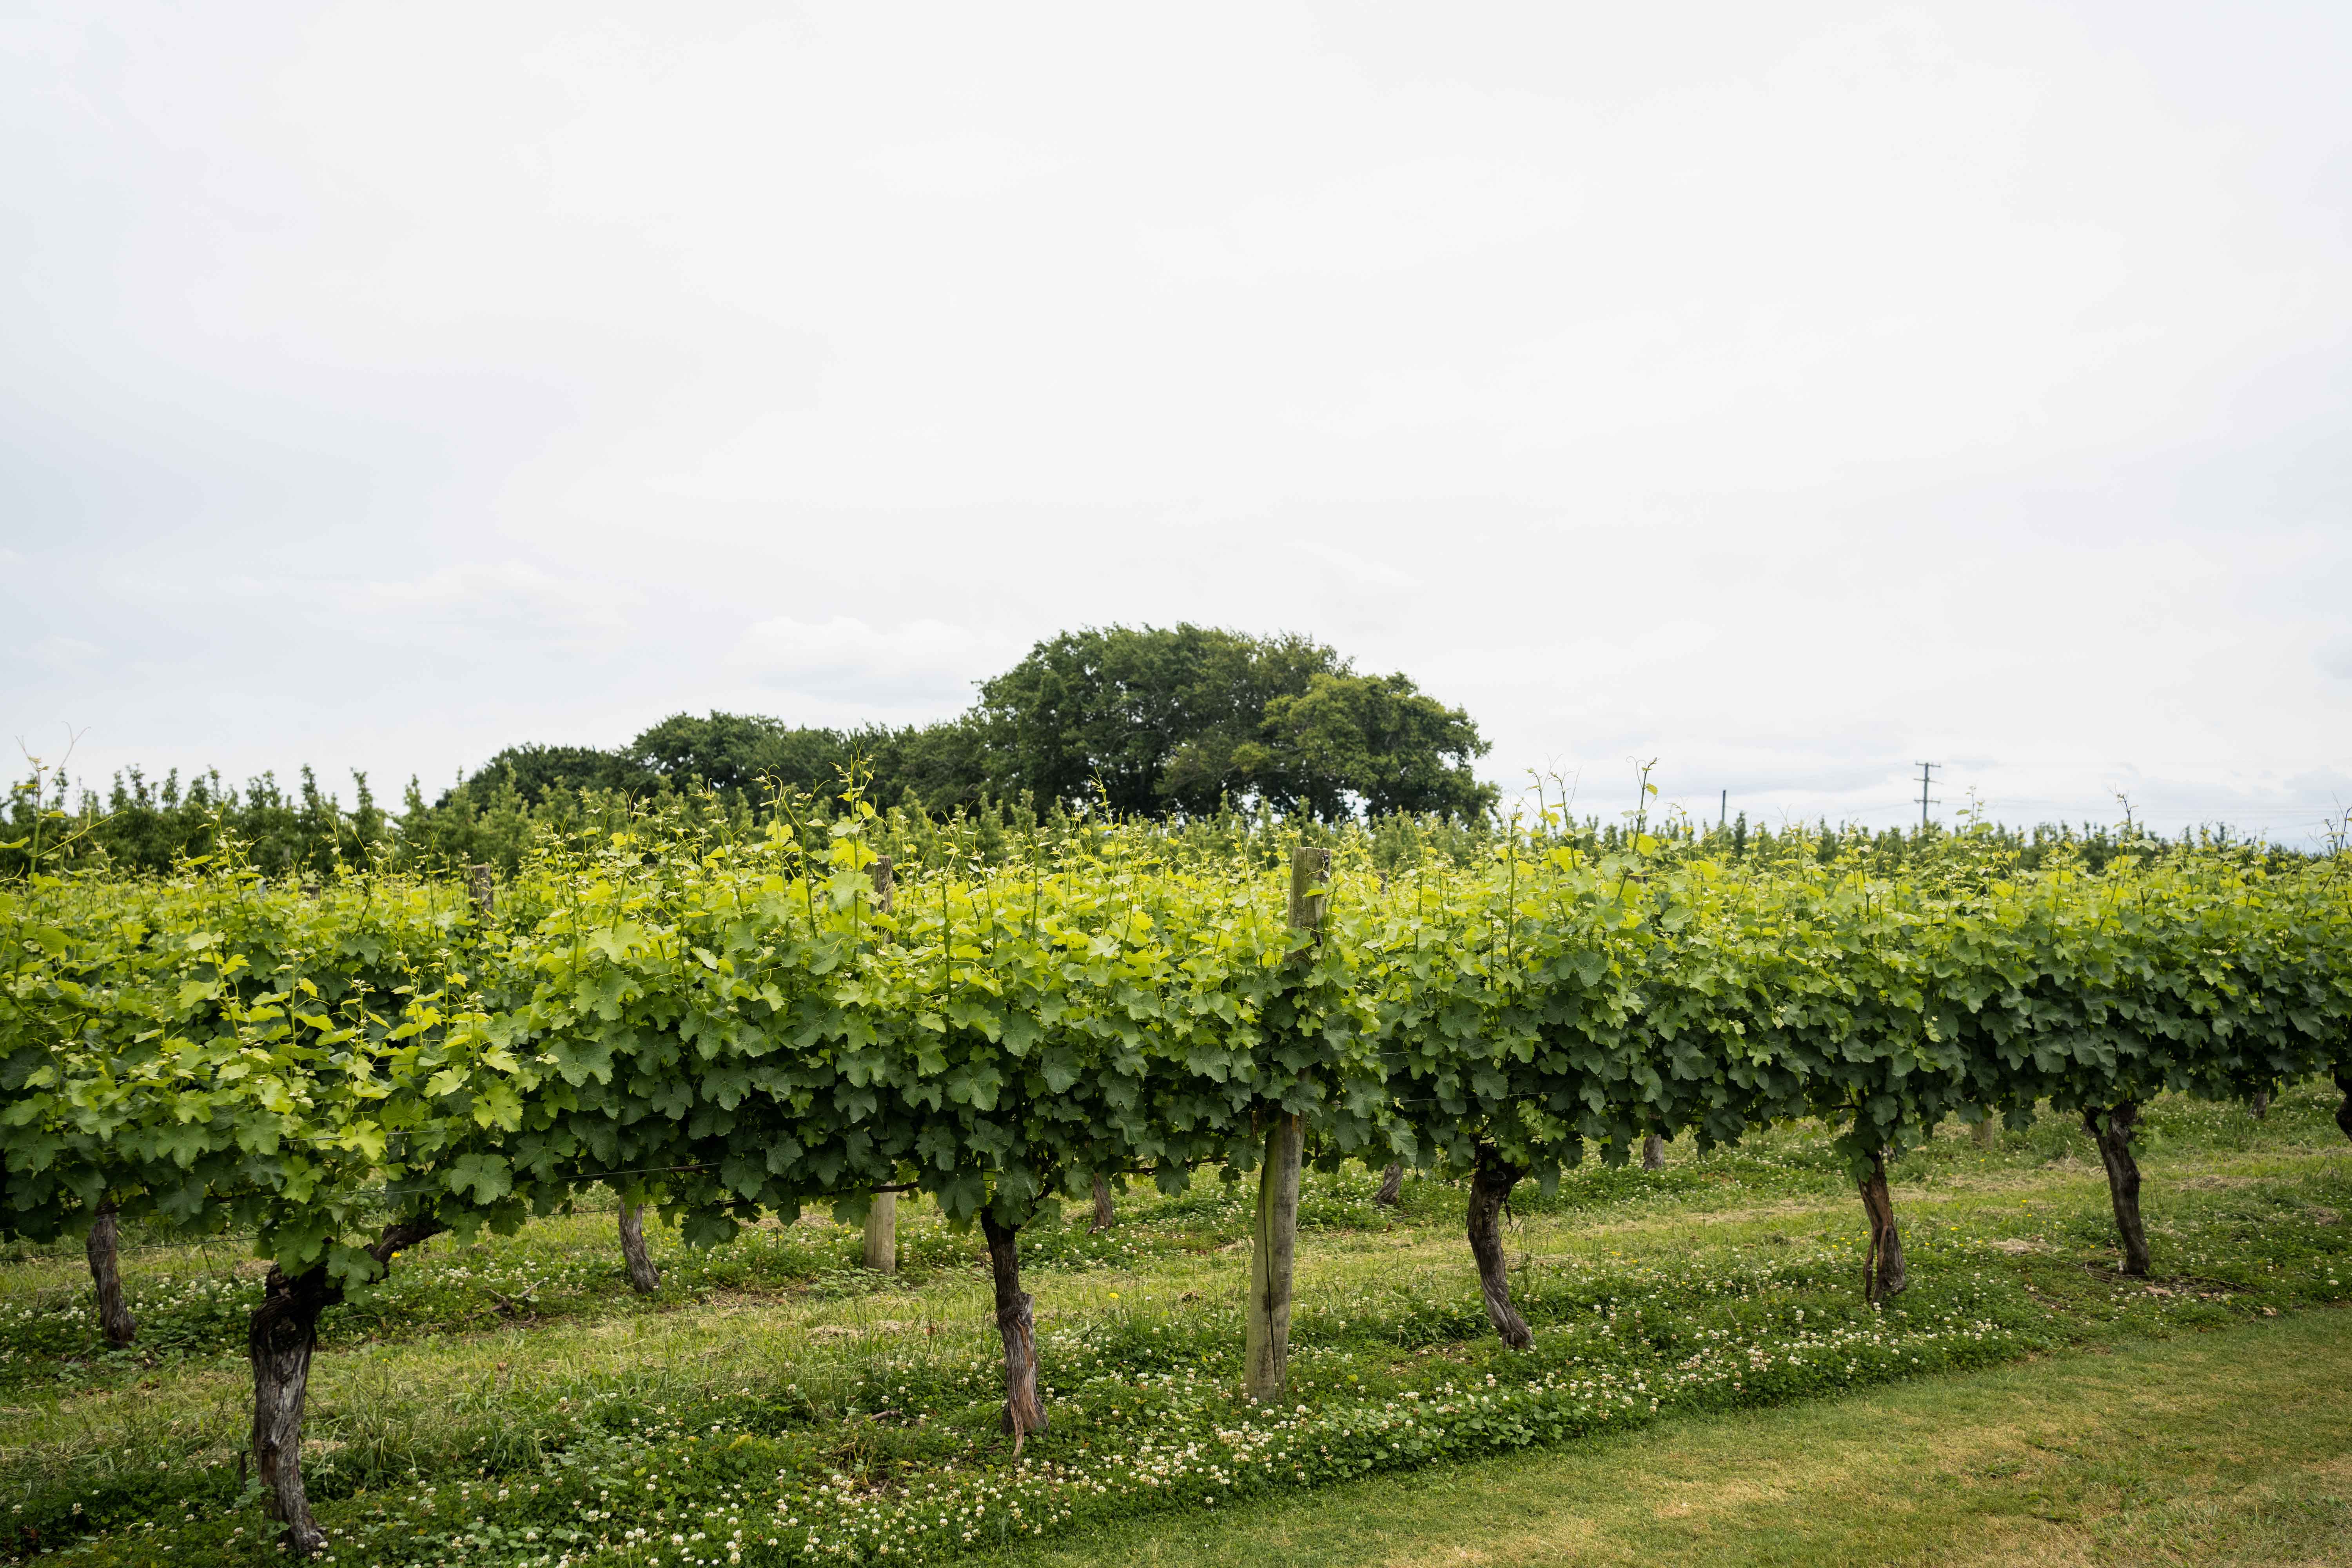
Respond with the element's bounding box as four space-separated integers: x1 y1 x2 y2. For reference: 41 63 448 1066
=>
85 1201 136 1349
618 1203 660 1294
2084 1101 2151 1276
1466 1150 1532 1348
1091 1172 1115 1231
248 1218 443 1556
980 1213 1047 1450
1857 1147 1907 1302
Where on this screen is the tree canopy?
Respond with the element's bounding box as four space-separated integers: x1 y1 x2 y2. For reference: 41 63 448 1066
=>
975 626 1492 820
1253 670 1493 819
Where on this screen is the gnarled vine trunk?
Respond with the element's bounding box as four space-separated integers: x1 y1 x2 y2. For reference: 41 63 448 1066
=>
2335 1065 2352 1142
85 1201 136 1349
1466 1150 1532 1349
250 1217 443 1556
2083 1101 2151 1276
980 1212 1046 1450
1641 1134 1665 1172
618 1203 660 1294
1091 1172 1115 1231
1374 1161 1404 1207
1857 1147 1907 1303
250 1262 337 1554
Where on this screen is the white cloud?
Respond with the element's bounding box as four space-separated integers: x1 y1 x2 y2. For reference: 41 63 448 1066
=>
1287 541 1421 592
724 616 1004 708
1136 158 1580 281
349 564 642 635
26 636 101 675
858 134 1060 200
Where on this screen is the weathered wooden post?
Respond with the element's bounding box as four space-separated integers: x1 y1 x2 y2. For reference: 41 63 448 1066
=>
1370 868 1404 1209
597 829 652 1296
1245 845 1328 1404
864 855 899 1274
466 863 495 917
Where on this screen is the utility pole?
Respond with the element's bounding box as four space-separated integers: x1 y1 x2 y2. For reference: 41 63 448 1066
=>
1719 789 1728 829
1916 762 1941 829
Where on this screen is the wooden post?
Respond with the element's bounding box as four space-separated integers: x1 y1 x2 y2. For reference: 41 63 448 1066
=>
1641 1134 1665 1171
864 855 898 1274
864 1193 898 1274
1091 1172 1116 1231
1287 844 1330 933
1245 845 1328 1404
466 863 495 917
1244 1113 1303 1402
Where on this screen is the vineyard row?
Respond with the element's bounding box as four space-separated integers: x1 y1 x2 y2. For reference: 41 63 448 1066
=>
5 816 2350 1553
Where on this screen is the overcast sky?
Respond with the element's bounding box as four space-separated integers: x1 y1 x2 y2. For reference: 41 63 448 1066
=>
5 1 2349 840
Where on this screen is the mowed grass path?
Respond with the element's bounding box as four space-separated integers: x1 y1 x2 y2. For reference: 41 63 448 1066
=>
981 1309 2352 1568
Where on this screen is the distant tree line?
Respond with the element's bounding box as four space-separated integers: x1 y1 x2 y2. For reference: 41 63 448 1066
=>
4 625 1497 876
445 624 1496 822
9 622 2324 881
3 759 2312 886
3 764 398 881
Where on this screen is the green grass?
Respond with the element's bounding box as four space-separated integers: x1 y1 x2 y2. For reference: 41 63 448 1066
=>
974 1308 2352 1568
1 1082 2347 1566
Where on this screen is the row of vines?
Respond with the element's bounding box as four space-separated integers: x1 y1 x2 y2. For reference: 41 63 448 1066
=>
5 800 2350 1554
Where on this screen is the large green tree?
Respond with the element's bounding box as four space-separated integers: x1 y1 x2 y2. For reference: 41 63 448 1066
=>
624 713 844 798
973 626 1330 816
976 624 1493 821
1250 670 1492 820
